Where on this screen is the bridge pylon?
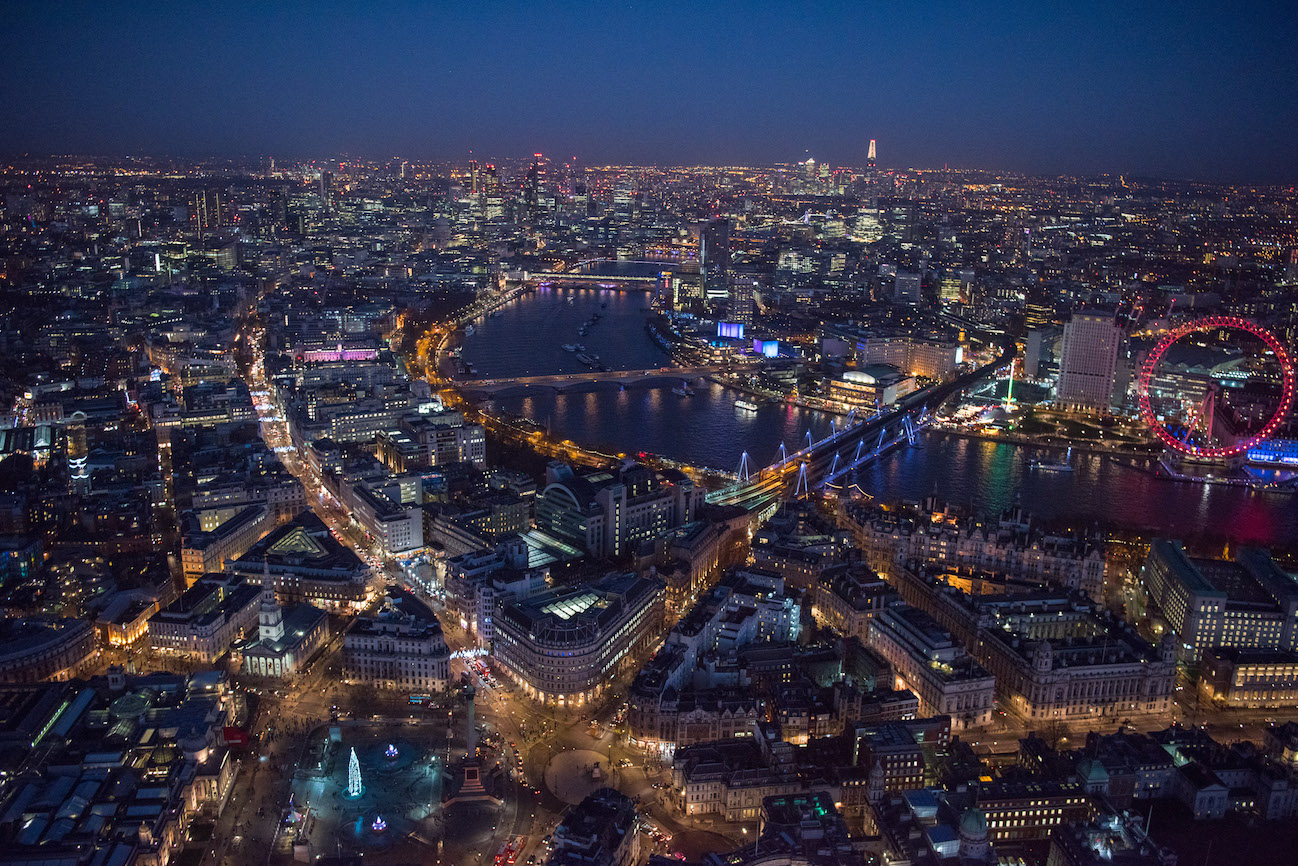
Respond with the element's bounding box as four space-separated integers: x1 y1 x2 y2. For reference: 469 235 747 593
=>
795 462 810 499
904 415 919 446
737 451 751 482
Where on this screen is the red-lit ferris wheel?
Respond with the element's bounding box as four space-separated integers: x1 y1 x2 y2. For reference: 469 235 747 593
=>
1137 316 1295 458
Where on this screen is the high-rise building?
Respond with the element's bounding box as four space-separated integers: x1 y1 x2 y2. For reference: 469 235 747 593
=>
1056 311 1122 411
191 189 222 236
867 138 877 171
1024 328 1050 379
726 271 759 324
699 218 731 303
894 271 921 304
1024 286 1053 329
319 170 334 212
524 155 543 213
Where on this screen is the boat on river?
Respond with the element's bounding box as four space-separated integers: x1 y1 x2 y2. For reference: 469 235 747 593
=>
1029 446 1074 472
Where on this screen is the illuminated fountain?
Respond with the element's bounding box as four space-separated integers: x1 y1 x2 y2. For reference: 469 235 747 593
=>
385 743 399 759
371 815 387 833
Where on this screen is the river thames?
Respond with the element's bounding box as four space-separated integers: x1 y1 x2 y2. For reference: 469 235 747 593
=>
460 286 1298 545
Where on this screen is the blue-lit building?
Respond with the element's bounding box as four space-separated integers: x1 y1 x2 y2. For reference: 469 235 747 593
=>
1247 438 1298 466
0 535 41 586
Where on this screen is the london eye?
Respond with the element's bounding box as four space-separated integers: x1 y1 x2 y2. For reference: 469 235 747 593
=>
1136 316 1294 458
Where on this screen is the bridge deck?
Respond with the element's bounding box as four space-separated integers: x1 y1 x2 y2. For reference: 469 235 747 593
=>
706 340 1016 507
458 365 730 389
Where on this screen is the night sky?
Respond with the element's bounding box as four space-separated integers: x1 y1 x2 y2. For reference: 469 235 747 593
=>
2 1 1295 182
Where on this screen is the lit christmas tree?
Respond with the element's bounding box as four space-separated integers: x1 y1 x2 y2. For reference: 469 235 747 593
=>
347 747 363 798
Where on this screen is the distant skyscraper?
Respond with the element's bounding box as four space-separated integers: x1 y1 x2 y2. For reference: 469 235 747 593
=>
319 171 334 212
699 219 731 303
1024 287 1053 329
191 189 222 236
867 139 877 171
894 271 921 304
524 156 543 215
727 272 758 325
1057 312 1123 411
1024 329 1048 379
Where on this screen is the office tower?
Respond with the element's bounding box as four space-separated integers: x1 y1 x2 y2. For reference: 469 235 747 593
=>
191 189 222 236
939 276 962 305
727 272 758 325
894 271 921 304
274 186 289 228
268 155 275 174
1056 312 1122 411
469 159 479 194
320 170 334 211
399 161 407 179
524 157 541 208
1024 329 1047 379
1024 286 1053 329
868 138 877 171
699 218 731 303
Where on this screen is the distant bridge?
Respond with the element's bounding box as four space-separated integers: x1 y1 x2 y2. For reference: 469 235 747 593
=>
457 365 731 395
505 258 675 285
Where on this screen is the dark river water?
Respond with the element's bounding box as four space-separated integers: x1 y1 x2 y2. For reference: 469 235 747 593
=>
461 286 1298 545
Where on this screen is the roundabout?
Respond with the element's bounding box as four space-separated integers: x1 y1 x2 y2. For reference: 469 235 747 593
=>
543 748 620 805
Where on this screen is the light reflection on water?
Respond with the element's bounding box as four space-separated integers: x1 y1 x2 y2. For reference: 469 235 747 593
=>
470 287 1298 544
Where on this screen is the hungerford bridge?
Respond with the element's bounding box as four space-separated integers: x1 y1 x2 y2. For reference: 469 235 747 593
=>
705 340 1016 510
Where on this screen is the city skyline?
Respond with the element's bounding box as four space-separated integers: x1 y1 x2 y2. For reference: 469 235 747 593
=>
2 1 1296 183
4 7 1298 860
